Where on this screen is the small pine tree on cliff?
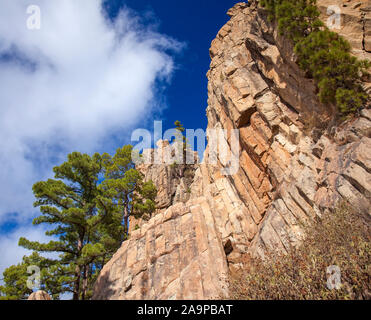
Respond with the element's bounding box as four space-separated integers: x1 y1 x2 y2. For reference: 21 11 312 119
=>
174 120 189 163
260 0 370 115
295 29 370 114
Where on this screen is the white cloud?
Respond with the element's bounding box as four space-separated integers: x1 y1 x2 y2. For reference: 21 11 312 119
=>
0 225 55 281
0 0 182 223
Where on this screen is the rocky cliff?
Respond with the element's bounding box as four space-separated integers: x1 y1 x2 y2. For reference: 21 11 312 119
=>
93 1 371 300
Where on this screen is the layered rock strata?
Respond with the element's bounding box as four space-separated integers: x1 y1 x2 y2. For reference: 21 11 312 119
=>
93 1 371 300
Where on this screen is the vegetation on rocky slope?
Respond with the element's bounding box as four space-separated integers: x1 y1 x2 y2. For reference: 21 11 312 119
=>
230 203 371 300
260 0 370 115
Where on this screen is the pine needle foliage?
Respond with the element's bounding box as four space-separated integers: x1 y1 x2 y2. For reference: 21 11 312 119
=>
0 252 63 300
1 146 157 300
230 203 371 300
259 0 370 115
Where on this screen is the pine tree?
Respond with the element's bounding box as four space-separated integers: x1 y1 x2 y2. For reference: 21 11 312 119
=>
260 0 370 115
294 29 370 114
276 0 322 41
100 145 157 235
174 120 185 134
173 120 189 164
15 147 156 300
0 252 62 300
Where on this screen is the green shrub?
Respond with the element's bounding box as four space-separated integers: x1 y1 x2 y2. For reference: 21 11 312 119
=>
259 0 370 116
229 203 371 300
260 0 322 38
295 30 370 113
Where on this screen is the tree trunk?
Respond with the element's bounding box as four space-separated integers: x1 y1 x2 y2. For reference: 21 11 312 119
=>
73 265 81 300
124 205 129 236
73 238 83 300
81 264 89 300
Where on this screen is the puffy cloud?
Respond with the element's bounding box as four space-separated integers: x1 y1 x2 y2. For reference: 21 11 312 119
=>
0 0 181 223
0 0 182 290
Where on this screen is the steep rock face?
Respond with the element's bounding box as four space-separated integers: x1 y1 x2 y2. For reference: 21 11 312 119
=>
93 1 371 300
137 140 199 212
28 290 52 300
128 140 199 233
93 199 229 300
204 1 371 260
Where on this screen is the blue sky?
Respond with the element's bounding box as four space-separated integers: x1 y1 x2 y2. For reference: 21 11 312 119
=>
0 0 239 286
104 0 237 133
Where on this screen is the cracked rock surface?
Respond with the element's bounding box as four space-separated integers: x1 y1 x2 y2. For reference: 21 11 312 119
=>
93 1 371 300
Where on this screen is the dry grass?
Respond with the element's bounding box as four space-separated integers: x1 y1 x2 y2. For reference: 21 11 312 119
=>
230 203 371 300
